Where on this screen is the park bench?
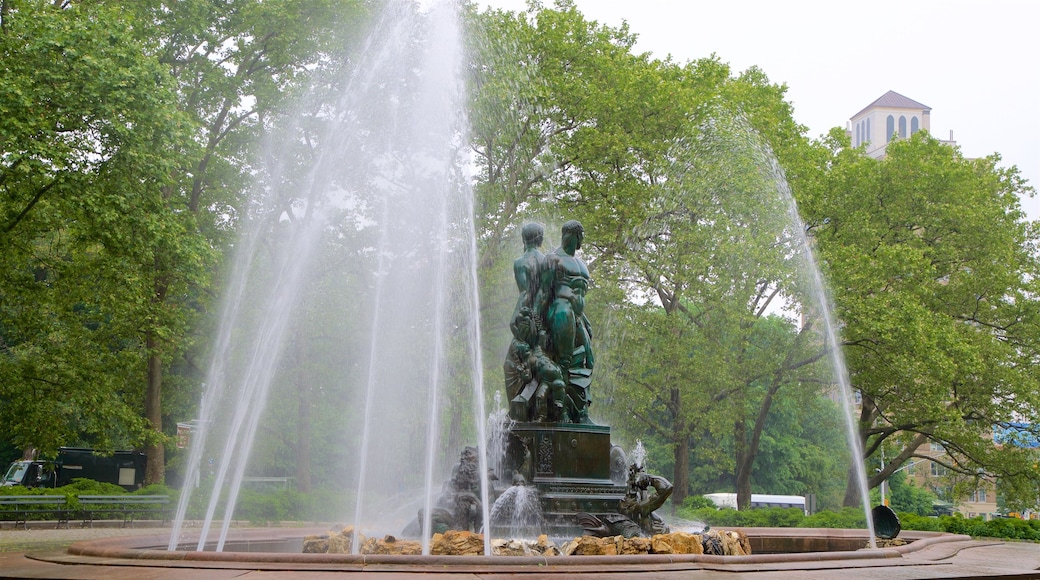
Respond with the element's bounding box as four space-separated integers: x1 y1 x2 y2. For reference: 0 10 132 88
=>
0 496 70 529
77 495 169 528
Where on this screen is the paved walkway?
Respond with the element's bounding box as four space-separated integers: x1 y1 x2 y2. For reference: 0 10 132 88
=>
0 523 166 553
0 525 1038 579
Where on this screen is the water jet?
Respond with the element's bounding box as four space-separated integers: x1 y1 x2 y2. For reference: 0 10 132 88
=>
151 0 879 564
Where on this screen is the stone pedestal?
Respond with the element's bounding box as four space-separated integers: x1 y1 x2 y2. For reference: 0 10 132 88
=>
498 422 625 537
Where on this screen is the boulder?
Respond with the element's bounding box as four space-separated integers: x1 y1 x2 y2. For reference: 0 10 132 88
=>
492 539 529 556
430 530 485 555
301 535 329 554
360 535 422 555
561 535 619 556
619 536 651 555
535 534 561 556
722 530 751 556
650 532 703 555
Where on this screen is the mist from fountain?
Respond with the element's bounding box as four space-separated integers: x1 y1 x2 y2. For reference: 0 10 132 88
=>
167 0 878 555
770 155 878 548
169 0 488 554
630 111 878 545
489 483 546 540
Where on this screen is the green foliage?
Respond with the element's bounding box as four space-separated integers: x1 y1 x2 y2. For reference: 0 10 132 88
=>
886 471 938 516
896 512 944 532
0 486 68 497
675 503 1040 541
676 506 813 528
799 507 867 529
470 2 839 509
802 130 1040 505
234 488 299 524
60 478 127 497
681 495 716 510
0 0 186 454
0 0 371 485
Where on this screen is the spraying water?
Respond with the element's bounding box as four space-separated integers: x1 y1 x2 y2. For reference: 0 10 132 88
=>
168 1 878 554
170 0 487 552
486 392 515 487
630 440 647 469
769 156 878 548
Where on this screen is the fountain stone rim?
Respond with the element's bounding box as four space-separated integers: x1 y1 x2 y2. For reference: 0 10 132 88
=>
52 526 971 571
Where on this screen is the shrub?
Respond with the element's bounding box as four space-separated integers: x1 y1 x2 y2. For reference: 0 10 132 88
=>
61 478 127 496
897 512 943 532
675 506 808 528
799 507 865 529
233 488 300 524
680 495 716 511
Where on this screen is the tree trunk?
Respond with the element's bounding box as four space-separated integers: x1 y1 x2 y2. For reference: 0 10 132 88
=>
843 396 877 506
734 415 750 510
671 434 689 511
842 465 860 507
736 378 782 510
669 386 687 512
144 333 165 485
295 333 312 493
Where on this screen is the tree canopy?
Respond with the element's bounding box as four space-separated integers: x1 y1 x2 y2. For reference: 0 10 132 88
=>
801 129 1040 507
1 0 1037 520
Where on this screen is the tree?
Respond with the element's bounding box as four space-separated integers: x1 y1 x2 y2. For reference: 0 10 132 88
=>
569 71 829 511
468 2 836 509
801 129 1040 506
0 0 370 483
886 470 938 516
0 0 190 454
112 0 369 483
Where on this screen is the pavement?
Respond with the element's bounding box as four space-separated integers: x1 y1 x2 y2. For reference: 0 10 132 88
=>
0 524 1038 579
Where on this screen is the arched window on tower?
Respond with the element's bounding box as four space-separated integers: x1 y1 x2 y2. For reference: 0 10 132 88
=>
855 123 861 146
887 115 895 143
866 118 870 144
911 116 920 135
899 116 907 138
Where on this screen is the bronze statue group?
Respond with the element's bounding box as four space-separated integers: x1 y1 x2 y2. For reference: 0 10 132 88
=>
504 221 595 424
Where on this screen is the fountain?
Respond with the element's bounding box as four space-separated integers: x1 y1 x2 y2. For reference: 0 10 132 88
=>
35 0 983 575
161 0 862 551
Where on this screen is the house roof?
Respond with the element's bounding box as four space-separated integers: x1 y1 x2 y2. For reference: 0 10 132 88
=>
852 90 931 120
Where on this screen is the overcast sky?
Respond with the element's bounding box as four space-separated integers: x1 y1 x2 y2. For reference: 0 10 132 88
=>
477 0 1040 219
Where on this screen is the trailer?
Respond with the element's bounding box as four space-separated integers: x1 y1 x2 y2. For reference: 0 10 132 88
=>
2 448 146 491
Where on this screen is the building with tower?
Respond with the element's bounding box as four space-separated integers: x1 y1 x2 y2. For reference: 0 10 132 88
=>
848 90 955 159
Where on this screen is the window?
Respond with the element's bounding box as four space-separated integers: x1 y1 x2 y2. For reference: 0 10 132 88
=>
971 488 987 503
886 115 895 142
931 461 948 476
865 118 870 144
929 441 943 452
855 123 861 146
899 116 907 138
911 116 920 135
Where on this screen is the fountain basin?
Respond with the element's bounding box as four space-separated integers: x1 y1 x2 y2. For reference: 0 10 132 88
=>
50 527 969 573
